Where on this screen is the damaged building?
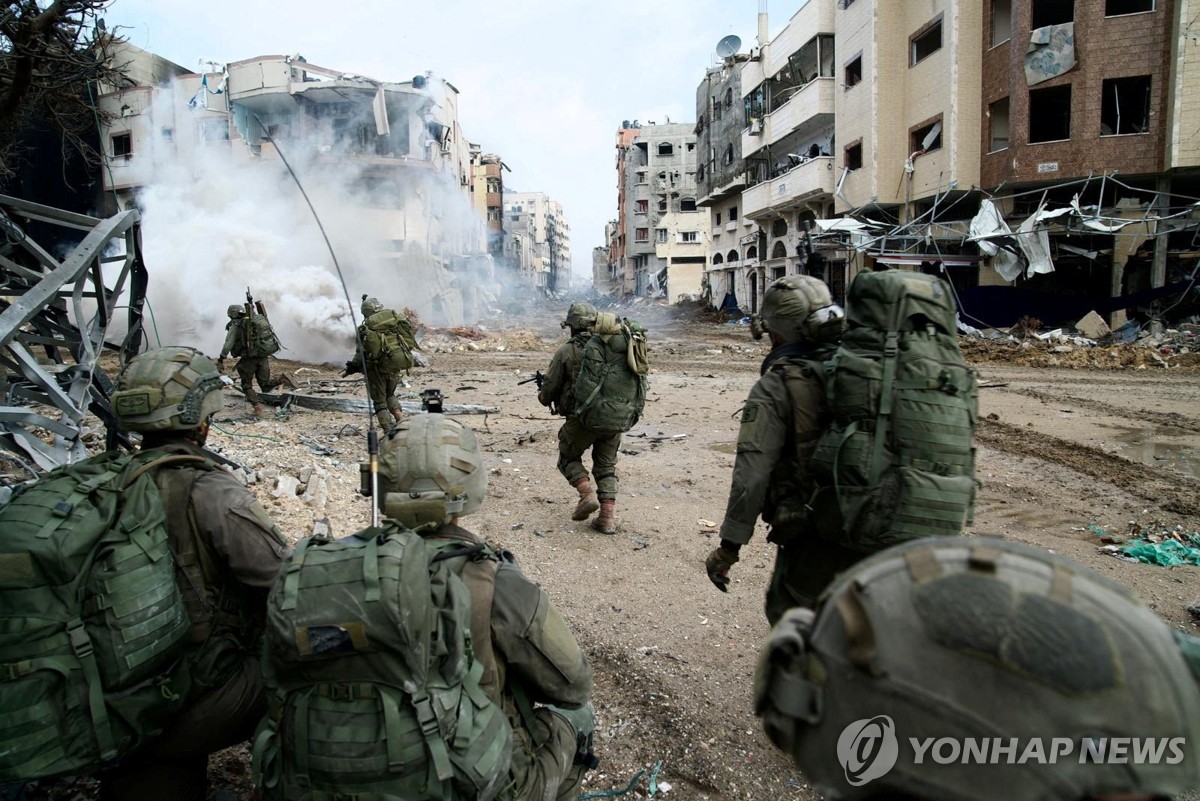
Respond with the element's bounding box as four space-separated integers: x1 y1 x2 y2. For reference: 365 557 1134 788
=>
616 0 1200 326
503 192 572 294
96 44 495 325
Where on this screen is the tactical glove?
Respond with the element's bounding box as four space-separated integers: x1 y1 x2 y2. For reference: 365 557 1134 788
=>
705 544 740 592
217 357 226 373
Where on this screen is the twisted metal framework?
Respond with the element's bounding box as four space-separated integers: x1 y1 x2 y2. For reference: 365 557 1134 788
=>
0 194 146 475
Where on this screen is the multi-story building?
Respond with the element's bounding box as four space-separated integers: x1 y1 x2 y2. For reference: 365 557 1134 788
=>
613 122 705 299
504 192 572 294
696 53 762 312
593 221 621 295
96 49 490 325
470 149 508 269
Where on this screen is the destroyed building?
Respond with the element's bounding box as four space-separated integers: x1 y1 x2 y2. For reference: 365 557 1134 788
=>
503 192 572 294
600 0 1200 327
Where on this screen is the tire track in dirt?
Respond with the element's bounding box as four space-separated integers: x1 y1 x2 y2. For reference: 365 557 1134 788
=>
977 419 1200 516
992 386 1200 433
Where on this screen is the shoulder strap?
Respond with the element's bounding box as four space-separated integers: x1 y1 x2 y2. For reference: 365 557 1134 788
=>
459 555 500 702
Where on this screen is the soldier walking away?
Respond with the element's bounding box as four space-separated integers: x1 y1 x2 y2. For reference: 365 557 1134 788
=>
343 296 416 430
100 346 291 801
704 276 850 623
217 301 294 416
540 303 603 526
253 412 596 801
754 536 1200 801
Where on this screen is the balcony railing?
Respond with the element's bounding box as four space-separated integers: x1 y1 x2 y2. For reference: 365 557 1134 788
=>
743 156 836 219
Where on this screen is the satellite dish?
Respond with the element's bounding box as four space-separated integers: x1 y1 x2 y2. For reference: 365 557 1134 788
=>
715 34 742 58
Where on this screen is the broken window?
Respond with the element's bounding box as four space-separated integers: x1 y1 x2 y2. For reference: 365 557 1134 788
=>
845 54 862 88
722 144 734 166
715 212 722 225
727 250 739 262
1106 0 1154 13
845 140 863 170
911 16 943 66
658 199 668 212
198 119 229 142
658 142 674 156
725 88 734 109
746 245 758 259
657 229 669 243
989 97 1010 151
636 199 648 214
636 171 647 184
790 34 835 86
1101 75 1151 134
687 142 695 151
992 0 1013 47
771 241 788 258
1031 0 1073 28
1028 84 1072 142
744 83 767 127
729 206 738 220
635 228 649 242
678 231 699 243
911 117 943 153
772 266 786 280
112 132 132 158
771 218 788 238
681 198 697 212
713 253 724 264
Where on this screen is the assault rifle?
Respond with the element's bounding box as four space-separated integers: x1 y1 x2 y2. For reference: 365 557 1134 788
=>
517 370 544 389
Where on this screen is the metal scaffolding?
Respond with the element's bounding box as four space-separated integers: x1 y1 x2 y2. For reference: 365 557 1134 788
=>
0 194 147 476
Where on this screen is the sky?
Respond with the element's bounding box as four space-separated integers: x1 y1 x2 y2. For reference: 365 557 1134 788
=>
104 0 777 280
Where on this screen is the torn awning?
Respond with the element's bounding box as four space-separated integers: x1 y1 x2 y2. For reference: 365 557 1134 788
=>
811 218 884 233
873 253 985 268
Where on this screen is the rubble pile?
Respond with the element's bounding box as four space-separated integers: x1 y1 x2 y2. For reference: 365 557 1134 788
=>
1090 519 1200 567
419 328 551 354
959 316 1200 369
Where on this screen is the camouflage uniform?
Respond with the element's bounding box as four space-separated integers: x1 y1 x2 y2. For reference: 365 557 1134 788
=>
100 347 290 801
423 522 594 801
217 306 287 410
346 297 404 430
539 303 620 531
708 277 851 624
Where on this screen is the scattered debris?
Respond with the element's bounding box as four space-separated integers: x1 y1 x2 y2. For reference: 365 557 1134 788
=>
1074 310 1111 340
1098 519 1200 567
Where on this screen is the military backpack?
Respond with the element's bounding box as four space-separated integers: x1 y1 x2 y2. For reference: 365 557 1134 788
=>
573 313 648 434
253 528 511 801
361 309 418 374
809 270 977 552
243 313 281 358
0 450 204 783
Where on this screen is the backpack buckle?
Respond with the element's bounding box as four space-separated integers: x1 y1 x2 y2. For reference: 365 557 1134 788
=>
0 661 29 681
67 621 94 659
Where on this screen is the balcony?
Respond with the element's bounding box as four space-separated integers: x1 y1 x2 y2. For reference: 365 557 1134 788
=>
743 156 836 219
743 77 836 157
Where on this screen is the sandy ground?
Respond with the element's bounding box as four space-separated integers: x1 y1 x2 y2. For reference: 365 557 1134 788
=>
16 304 1200 800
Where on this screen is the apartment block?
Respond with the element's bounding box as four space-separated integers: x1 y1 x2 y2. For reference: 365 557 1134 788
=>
470 150 508 270
504 192 572 293
613 122 704 300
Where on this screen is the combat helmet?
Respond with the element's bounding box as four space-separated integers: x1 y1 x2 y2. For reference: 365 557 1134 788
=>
562 302 597 331
361 296 384 317
754 536 1200 801
759 276 845 344
227 304 245 318
112 346 225 432
376 413 487 531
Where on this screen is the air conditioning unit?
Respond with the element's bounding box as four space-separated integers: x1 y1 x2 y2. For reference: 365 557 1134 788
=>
749 118 763 136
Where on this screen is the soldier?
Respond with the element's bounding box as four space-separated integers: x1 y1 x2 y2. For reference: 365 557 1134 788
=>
259 413 597 800
705 276 848 624
217 303 294 416
754 536 1200 800
100 346 290 801
538 302 617 533
343 296 410 430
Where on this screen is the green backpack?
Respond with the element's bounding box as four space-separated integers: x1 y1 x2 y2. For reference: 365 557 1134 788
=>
0 450 200 783
573 313 648 434
253 528 511 801
809 270 977 552
361 309 417 373
245 313 282 358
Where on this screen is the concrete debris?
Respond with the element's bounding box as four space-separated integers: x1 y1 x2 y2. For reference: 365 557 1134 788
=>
302 470 330 510
272 475 302 498
1074 310 1111 340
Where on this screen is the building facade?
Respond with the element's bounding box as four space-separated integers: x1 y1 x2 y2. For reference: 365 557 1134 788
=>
470 150 508 270
503 192 572 294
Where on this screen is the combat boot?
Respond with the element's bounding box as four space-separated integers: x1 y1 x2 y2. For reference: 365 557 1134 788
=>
570 477 599 521
251 403 263 417
590 499 617 534
391 407 405 423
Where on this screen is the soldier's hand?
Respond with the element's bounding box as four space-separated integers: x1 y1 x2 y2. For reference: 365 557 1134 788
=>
217 357 226 373
705 545 740 592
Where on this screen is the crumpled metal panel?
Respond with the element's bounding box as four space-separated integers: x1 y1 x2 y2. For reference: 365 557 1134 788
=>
0 194 147 476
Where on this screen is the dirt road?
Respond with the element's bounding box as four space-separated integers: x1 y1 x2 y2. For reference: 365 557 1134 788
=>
189 306 1200 800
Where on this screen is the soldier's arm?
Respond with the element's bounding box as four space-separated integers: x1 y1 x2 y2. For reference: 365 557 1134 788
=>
219 323 238 360
537 347 568 408
491 560 592 708
718 371 792 545
192 470 290 588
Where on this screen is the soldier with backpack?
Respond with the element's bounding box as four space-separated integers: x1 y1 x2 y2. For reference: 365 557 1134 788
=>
0 347 290 799
705 272 977 624
217 302 294 416
343 296 417 430
539 304 648 534
253 412 596 801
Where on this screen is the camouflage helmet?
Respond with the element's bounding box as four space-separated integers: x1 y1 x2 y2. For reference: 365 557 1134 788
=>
759 276 845 344
227 304 245 318
112 346 225 432
754 536 1200 801
361 296 384 317
562 302 597 330
376 413 487 530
